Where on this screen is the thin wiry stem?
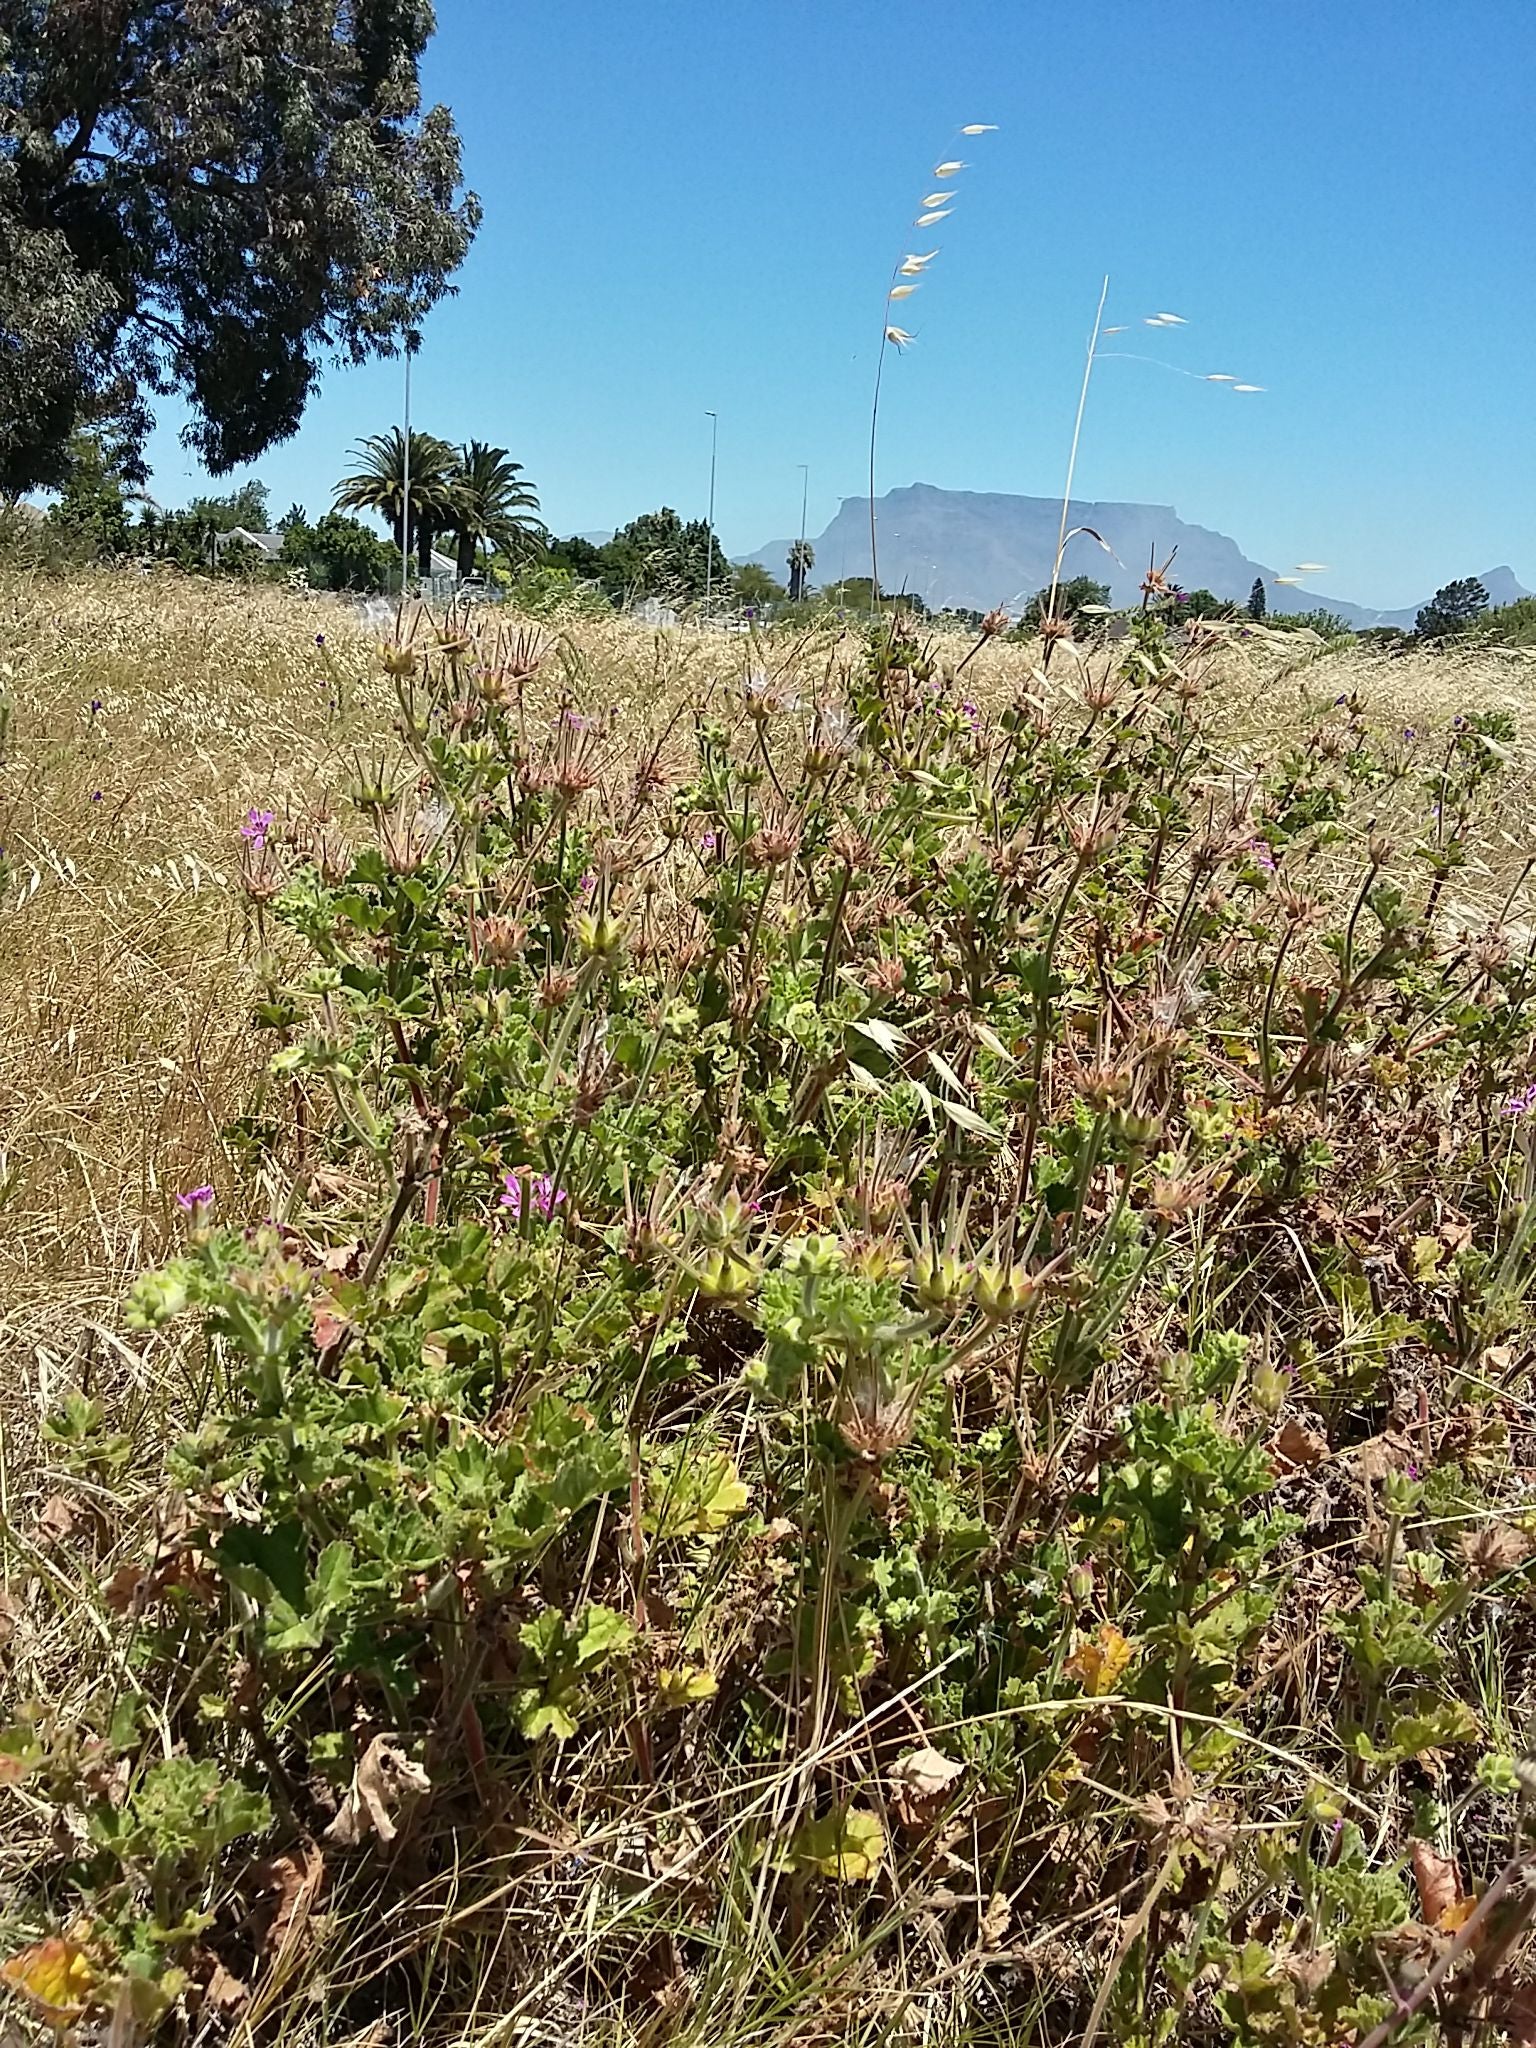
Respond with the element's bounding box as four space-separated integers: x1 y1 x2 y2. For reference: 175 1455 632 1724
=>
1046 274 1110 624
867 294 893 611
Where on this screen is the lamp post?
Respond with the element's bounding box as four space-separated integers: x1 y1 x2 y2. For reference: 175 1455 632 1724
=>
400 328 421 602
704 410 718 614
795 463 810 601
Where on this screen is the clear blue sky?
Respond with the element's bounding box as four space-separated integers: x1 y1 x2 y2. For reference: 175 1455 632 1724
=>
140 0 1535 610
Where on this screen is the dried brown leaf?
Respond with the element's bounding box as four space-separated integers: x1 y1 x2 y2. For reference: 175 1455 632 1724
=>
325 1736 430 1848
1273 1417 1328 1469
1458 1522 1531 1582
0 1588 18 1649
35 1493 77 1548
889 1745 966 1832
202 1960 248 2016
251 1842 325 1957
1410 1838 1464 1931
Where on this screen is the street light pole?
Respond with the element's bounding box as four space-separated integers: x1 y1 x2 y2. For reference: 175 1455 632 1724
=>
704 410 718 614
400 331 418 604
797 464 809 550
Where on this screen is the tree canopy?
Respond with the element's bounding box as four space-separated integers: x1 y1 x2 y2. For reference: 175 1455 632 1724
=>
598 508 729 605
0 0 479 494
1416 577 1489 641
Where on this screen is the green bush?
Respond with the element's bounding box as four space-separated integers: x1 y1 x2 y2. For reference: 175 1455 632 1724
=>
7 617 1536 2041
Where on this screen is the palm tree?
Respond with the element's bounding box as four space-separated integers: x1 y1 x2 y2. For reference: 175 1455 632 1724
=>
787 537 815 603
447 441 546 582
333 429 460 577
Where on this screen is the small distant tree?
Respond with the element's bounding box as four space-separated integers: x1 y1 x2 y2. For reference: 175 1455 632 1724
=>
1481 597 1536 648
1247 577 1267 620
546 535 607 581
1416 577 1489 641
1017 576 1110 633
187 479 270 534
598 508 728 606
277 503 310 533
787 538 815 603
281 512 395 592
44 431 133 557
735 563 786 609
1179 588 1237 621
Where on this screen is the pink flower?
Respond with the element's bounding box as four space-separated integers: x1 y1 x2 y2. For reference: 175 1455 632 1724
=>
176 1184 215 1213
241 807 275 849
500 1171 567 1220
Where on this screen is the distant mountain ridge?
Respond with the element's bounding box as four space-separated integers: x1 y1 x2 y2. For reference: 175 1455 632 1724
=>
744 484 1529 628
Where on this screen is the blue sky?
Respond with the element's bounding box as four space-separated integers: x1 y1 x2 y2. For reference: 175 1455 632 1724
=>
140 0 1534 610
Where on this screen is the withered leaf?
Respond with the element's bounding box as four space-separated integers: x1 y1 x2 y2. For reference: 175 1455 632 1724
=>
35 1493 77 1548
1410 1838 1464 1932
325 1736 430 1848
889 1745 966 1832
0 1587 18 1649
251 1842 325 1957
1459 1522 1531 1582
1273 1418 1328 1469
202 1960 248 2015
311 1303 350 1352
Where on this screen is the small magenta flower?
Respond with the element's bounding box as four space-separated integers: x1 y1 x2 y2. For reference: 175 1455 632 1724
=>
1453 713 1467 731
500 1171 567 1220
578 872 596 895
1403 725 1417 741
315 632 326 647
241 806 275 849
700 831 719 854
89 697 103 715
176 1184 215 1214
1502 1083 1536 1119
960 699 980 729
91 790 102 803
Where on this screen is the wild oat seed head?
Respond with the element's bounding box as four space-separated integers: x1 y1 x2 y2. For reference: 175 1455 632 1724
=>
960 123 998 134
888 283 919 299
1233 383 1265 392
921 192 952 207
932 160 966 176
885 326 915 349
916 209 952 226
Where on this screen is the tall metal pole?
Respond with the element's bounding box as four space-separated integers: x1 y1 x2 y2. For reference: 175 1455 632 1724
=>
704 410 718 613
797 465 809 549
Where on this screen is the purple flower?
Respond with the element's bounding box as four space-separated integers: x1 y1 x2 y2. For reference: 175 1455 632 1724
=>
561 709 592 732
1334 694 1347 707
500 1171 567 1220
92 791 102 803
1403 726 1417 741
315 633 326 647
700 831 719 854
1453 714 1467 731
89 697 102 715
241 806 275 849
578 872 596 895
176 1184 215 1213
1502 1083 1536 1119
1248 838 1277 872
960 699 980 730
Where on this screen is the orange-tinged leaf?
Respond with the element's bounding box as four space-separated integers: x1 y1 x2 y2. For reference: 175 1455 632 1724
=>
1411 1838 1463 1930
1 1936 98 2023
1064 1623 1137 1697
